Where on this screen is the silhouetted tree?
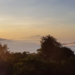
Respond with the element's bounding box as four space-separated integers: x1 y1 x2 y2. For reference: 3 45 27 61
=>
37 35 61 60
50 47 74 61
37 35 74 61
60 47 74 59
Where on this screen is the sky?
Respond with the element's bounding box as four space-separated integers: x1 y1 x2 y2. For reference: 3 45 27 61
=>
0 0 75 53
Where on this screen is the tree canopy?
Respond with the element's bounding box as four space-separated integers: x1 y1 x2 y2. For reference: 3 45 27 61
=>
37 35 74 61
0 35 75 75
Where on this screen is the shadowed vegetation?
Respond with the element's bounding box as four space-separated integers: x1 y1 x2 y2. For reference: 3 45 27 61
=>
0 35 75 75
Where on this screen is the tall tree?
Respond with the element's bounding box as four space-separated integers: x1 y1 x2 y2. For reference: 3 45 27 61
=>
37 35 61 59
37 35 74 61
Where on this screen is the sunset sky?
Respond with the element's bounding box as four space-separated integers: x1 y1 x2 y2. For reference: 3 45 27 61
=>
0 0 75 52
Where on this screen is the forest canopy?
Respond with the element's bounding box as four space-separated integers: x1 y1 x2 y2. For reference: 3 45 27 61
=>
0 35 75 75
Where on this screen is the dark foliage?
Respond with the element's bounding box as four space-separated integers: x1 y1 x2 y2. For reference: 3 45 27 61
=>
0 35 75 75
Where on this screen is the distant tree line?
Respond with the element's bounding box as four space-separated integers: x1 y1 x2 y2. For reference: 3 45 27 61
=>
0 35 75 75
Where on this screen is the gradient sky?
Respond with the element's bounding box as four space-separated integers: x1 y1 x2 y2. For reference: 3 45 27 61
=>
0 0 75 52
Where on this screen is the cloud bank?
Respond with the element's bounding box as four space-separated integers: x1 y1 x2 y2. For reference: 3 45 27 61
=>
0 38 40 53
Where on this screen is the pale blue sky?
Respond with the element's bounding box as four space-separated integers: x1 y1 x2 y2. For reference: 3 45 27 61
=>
0 0 75 52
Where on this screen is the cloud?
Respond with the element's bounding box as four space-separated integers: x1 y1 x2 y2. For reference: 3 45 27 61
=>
0 38 40 53
7 40 40 53
30 35 42 38
62 42 75 45
0 38 12 42
16 35 42 41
